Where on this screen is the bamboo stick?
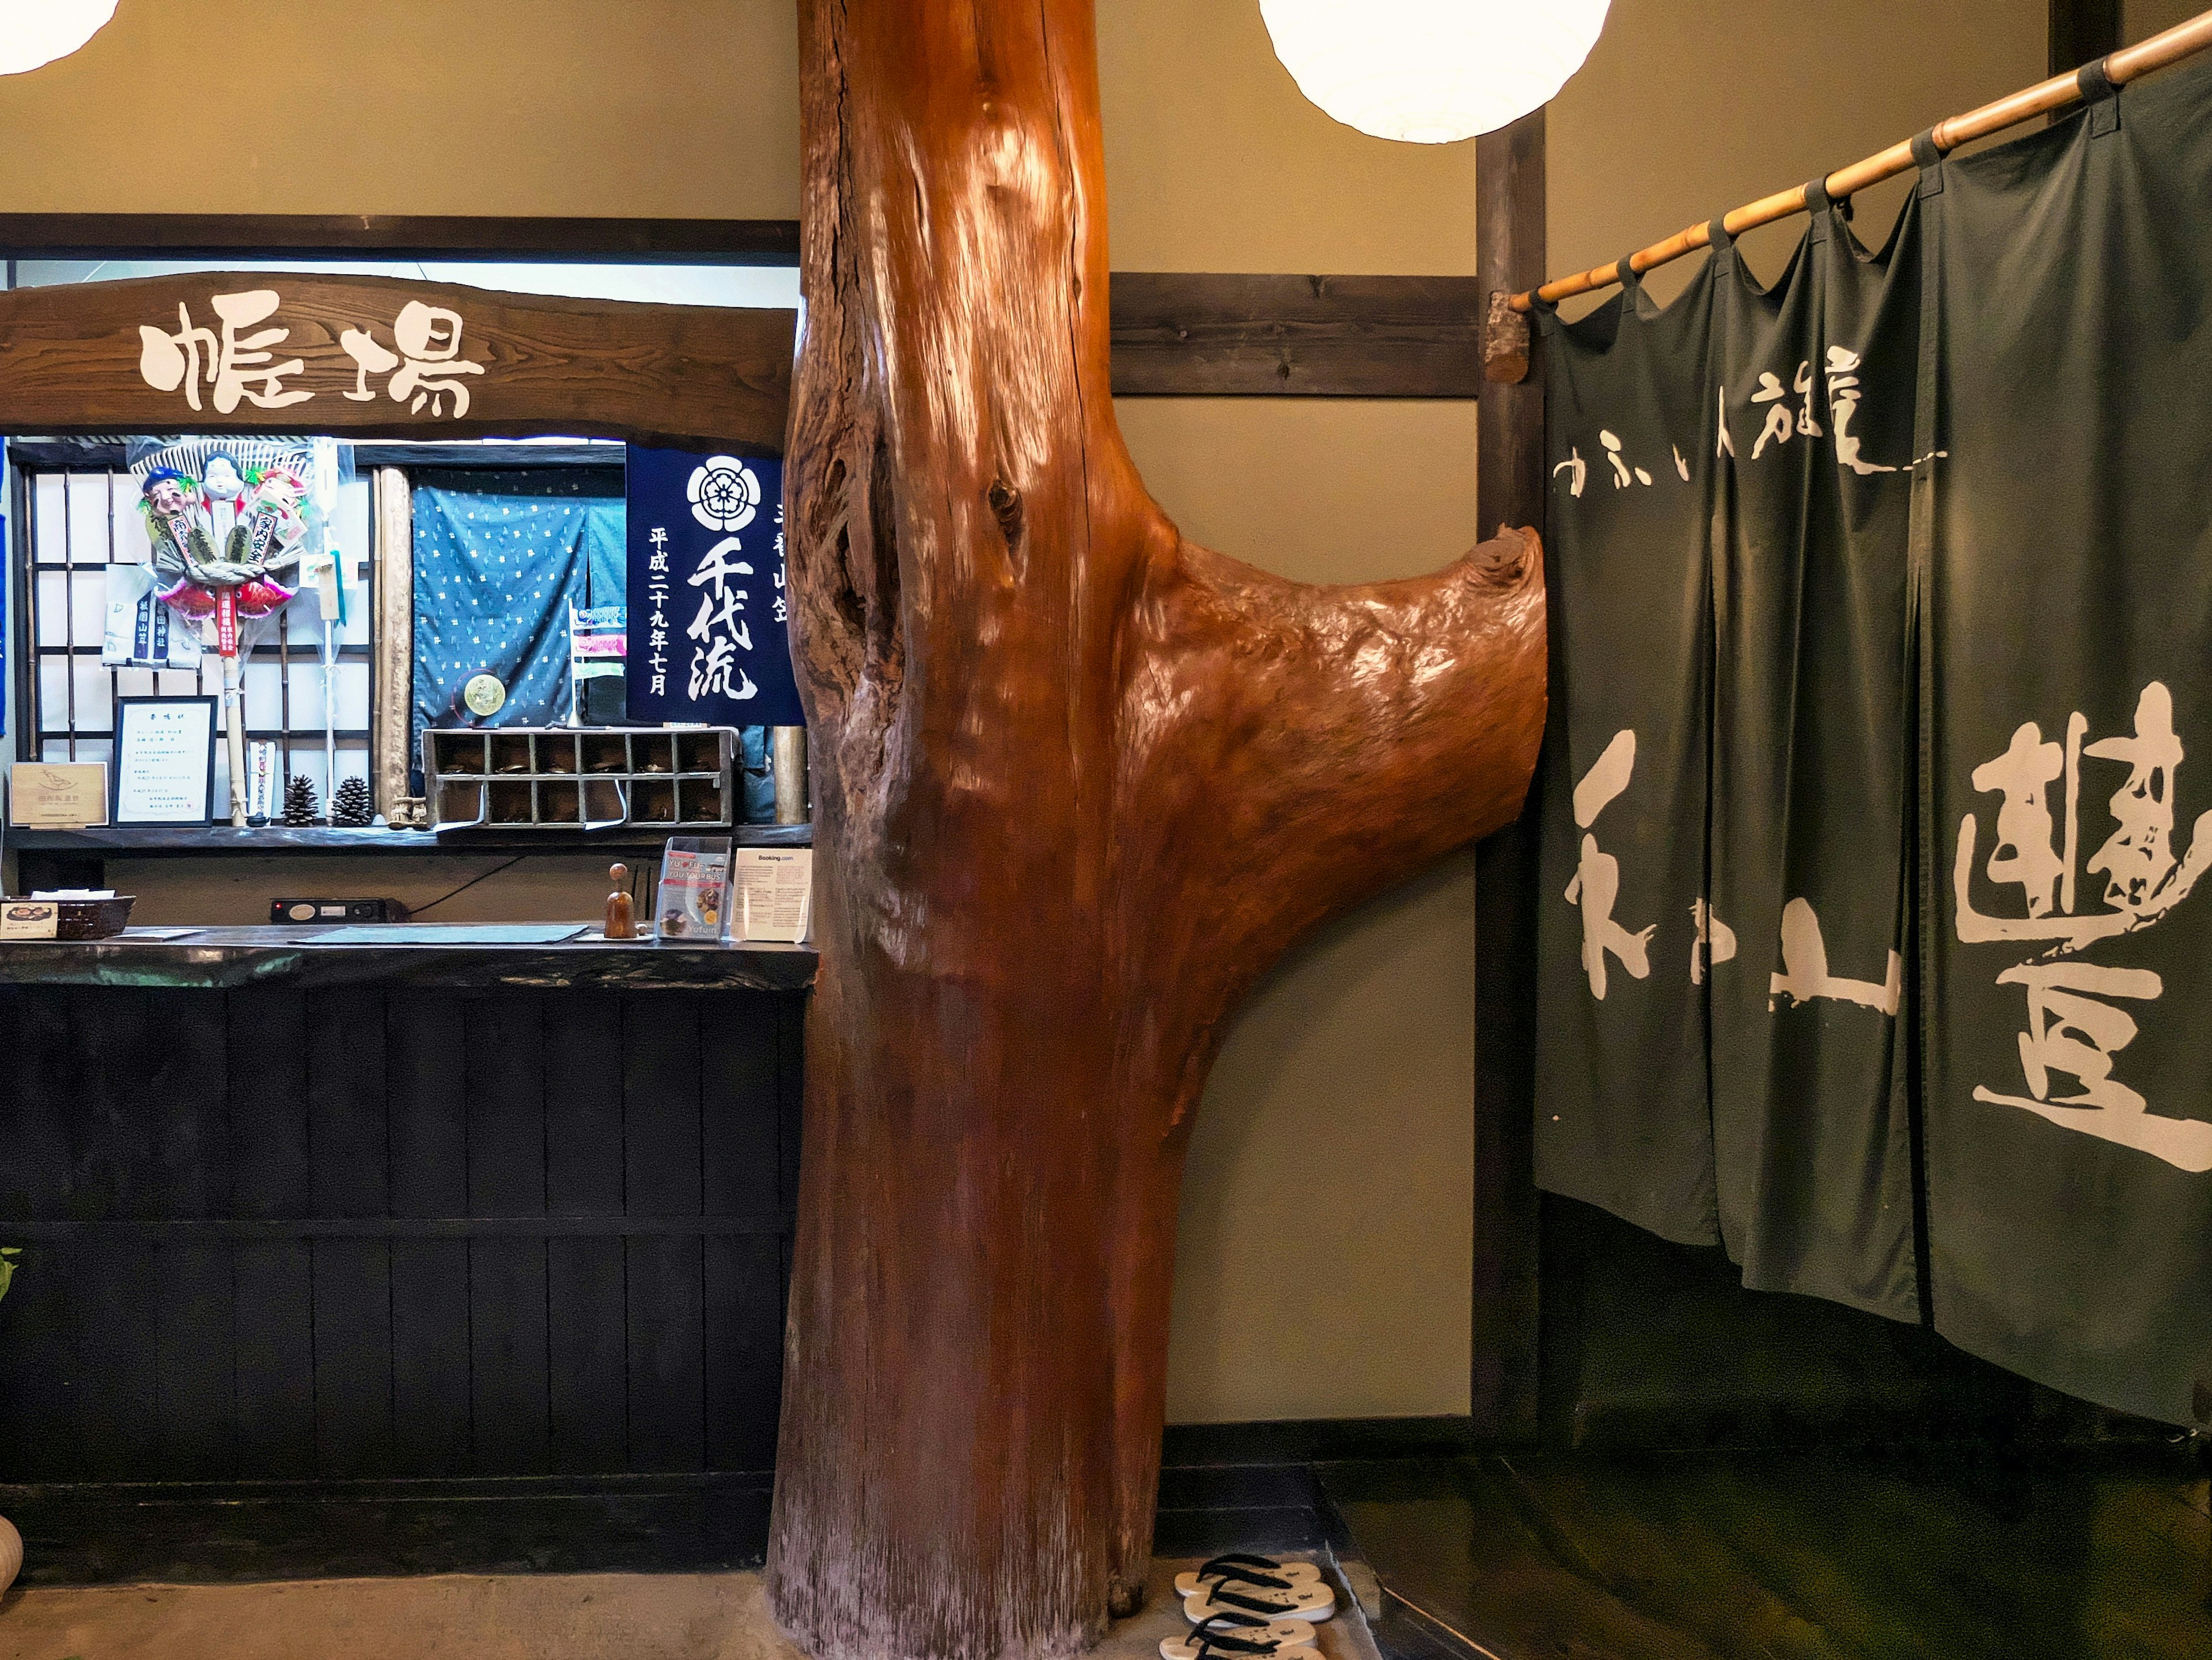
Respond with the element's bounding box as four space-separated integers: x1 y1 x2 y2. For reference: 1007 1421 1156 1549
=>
1511 6 2212 312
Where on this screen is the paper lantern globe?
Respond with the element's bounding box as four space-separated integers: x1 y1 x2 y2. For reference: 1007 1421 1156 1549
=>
0 0 117 76
1260 0 1610 143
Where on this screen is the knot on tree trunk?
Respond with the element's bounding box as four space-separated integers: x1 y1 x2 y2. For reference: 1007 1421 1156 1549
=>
988 477 1024 542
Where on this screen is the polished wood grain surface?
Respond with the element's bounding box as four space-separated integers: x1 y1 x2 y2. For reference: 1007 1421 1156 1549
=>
1328 1449 2212 1660
0 272 793 452
764 3 1546 1658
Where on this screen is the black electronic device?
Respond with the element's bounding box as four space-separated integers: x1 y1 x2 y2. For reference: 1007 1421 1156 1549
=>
269 897 409 925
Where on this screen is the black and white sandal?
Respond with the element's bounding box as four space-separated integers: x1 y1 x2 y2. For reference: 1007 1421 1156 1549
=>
1173 1553 1326 1600
1159 1610 1320 1660
1181 1577 1335 1625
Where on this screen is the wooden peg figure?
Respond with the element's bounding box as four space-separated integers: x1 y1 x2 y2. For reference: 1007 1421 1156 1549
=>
604 863 638 940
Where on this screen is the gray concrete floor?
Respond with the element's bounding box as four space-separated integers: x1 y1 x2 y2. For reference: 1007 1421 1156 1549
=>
0 1558 1385 1660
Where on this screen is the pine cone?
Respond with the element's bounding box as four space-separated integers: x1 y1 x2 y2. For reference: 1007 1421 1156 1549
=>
331 776 374 828
281 774 320 827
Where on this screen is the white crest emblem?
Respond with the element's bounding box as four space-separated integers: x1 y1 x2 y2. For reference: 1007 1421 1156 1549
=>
687 456 761 533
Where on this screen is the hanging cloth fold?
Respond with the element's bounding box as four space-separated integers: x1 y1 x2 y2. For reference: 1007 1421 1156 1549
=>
1703 170 1924 1321
1533 256 1725 1247
1918 50 2212 1427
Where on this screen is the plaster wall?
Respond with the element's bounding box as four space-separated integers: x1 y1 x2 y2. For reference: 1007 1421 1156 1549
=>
2128 1 2207 46
0 0 2088 1425
0 1 801 221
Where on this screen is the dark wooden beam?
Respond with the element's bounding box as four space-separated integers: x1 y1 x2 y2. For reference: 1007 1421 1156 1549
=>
0 271 792 452
1471 108 1547 1446
0 214 801 264
2050 0 2124 74
1108 272 1482 398
0 216 1487 400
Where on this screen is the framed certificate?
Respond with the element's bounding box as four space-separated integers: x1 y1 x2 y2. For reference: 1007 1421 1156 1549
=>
112 697 218 827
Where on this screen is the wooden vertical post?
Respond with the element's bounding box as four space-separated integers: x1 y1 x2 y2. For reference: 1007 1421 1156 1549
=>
765 5 1548 1655
771 725 809 825
1471 108 1547 1445
370 467 417 825
2050 0 2123 75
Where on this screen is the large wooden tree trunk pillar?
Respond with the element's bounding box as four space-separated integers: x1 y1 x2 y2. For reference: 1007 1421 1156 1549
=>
767 4 1547 1658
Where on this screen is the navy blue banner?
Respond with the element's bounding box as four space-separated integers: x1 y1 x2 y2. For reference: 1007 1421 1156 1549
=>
624 447 802 728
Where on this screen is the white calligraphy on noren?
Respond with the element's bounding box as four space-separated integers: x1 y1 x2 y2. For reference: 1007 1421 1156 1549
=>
1955 682 2212 1171
1554 338 1944 497
1563 731 1657 999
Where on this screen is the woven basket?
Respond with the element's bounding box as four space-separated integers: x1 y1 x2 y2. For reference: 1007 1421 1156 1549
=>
51 896 135 940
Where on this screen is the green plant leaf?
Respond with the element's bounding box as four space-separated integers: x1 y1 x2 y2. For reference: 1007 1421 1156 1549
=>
0 1245 20 1302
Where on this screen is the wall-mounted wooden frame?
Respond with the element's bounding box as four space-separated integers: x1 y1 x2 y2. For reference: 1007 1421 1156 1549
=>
371 467 418 826
1472 111 1547 1447
1109 273 1484 398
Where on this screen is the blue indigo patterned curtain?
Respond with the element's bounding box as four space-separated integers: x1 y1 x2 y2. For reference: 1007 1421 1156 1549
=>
410 468 625 784
409 465 775 819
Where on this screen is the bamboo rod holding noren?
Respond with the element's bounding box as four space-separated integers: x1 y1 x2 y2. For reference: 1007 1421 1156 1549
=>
1510 7 2212 313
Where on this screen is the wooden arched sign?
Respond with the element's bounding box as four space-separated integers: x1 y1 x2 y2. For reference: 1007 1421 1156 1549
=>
0 271 793 452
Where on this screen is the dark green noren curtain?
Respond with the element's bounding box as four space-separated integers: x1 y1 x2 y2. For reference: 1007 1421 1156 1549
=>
1537 50 2212 1423
1536 207 1921 1313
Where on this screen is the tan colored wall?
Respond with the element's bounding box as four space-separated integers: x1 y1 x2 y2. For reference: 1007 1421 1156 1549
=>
1115 398 1482 1424
1550 0 2046 312
2127 0 2205 44
0 0 798 220
1097 1 1476 274
1 0 2075 1427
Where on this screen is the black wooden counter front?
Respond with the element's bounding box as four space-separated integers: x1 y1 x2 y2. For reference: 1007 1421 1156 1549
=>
0 929 814 1578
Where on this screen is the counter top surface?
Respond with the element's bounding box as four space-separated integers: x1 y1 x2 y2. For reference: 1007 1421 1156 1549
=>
0 924 817 993
6 823 813 856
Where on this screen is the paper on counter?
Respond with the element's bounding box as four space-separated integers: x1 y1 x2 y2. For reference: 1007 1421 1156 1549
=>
737 849 813 944
1 902 58 940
